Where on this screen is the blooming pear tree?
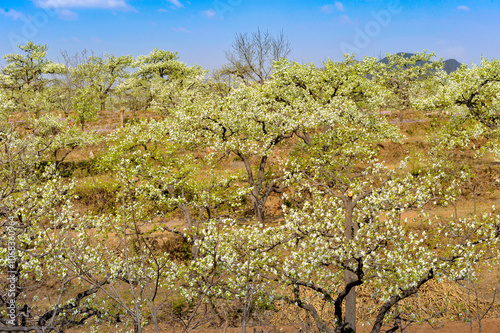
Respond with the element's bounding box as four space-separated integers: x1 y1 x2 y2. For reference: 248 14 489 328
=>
371 51 444 120
72 85 99 130
66 118 244 332
173 57 393 221
101 119 244 231
70 53 133 111
279 123 422 332
447 58 500 129
0 42 65 117
29 115 99 170
62 160 181 333
117 49 205 113
184 126 500 333
179 113 482 333
416 58 500 159
0 121 109 332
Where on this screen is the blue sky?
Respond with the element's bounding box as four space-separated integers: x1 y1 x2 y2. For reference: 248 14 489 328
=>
0 0 499 71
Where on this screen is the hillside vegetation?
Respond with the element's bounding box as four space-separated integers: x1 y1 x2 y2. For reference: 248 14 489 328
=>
1 42 500 333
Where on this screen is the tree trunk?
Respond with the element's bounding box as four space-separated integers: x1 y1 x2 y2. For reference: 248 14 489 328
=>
179 204 200 259
344 270 357 332
344 195 356 333
239 153 267 222
134 321 142 333
100 95 106 112
250 190 265 222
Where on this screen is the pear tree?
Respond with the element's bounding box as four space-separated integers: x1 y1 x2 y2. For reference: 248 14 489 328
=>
189 126 500 333
447 58 500 130
72 86 99 130
371 51 443 120
101 119 244 231
416 58 500 159
172 57 393 221
117 49 204 113
0 121 107 332
0 42 65 117
70 53 133 111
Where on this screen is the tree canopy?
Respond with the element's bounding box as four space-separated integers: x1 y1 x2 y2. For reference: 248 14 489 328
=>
1 41 500 333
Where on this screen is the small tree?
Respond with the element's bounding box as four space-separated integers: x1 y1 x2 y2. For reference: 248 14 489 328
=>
70 53 133 111
0 41 65 117
216 29 292 85
372 51 443 121
0 120 105 332
417 57 500 159
65 159 178 333
117 49 204 113
72 86 99 130
443 58 500 130
29 114 99 169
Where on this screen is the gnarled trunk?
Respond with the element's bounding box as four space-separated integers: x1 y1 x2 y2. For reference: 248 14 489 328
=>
344 194 357 332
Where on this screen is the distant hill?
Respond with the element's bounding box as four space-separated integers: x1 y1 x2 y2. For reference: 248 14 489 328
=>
443 58 462 73
379 52 462 74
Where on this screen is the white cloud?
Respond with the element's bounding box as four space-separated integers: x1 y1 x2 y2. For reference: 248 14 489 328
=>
0 8 26 20
321 2 344 14
31 0 132 10
321 4 333 14
166 0 183 8
158 8 167 12
334 1 345 12
457 5 471 11
339 14 353 25
56 8 78 20
91 37 103 43
201 9 217 19
172 26 190 33
72 36 80 42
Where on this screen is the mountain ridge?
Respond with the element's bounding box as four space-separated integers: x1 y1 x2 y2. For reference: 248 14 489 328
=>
379 52 462 73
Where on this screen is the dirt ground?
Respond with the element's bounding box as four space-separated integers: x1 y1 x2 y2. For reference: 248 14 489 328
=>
149 318 500 332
